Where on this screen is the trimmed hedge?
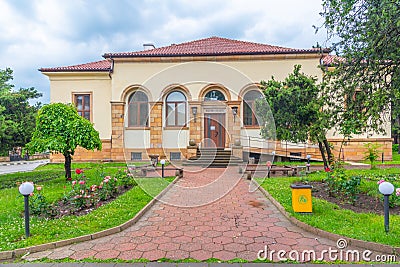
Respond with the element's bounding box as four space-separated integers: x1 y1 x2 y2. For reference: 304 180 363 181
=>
0 170 64 190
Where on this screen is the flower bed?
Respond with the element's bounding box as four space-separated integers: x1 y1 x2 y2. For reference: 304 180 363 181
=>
28 168 137 219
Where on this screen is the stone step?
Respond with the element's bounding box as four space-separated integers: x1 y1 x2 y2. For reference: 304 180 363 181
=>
187 148 242 168
182 161 241 167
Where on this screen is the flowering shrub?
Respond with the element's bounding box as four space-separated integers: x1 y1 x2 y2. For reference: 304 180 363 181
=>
62 168 134 213
116 168 137 188
26 167 137 218
98 175 118 201
326 168 361 204
29 184 58 218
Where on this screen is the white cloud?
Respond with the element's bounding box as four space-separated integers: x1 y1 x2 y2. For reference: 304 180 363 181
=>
0 0 328 103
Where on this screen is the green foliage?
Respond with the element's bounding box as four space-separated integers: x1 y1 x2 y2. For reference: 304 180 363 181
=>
259 65 324 142
0 170 64 190
320 0 400 138
29 185 58 218
258 65 333 166
363 142 382 168
116 168 137 188
325 168 361 204
0 68 42 156
26 103 102 178
393 144 399 153
27 103 102 155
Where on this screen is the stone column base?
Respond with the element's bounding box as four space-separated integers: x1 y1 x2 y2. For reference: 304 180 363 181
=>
232 145 243 159
186 146 198 159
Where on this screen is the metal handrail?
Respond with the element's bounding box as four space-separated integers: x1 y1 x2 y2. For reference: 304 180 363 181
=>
230 134 321 159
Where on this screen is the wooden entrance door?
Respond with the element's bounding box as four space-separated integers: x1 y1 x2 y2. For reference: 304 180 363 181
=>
204 113 225 148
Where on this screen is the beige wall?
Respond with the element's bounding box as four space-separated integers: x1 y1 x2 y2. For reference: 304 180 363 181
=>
326 119 391 139
112 58 322 102
46 72 112 140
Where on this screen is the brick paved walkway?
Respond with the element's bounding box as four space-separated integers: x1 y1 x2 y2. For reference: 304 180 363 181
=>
24 167 377 262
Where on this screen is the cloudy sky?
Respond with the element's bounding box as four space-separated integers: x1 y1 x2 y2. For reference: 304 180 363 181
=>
0 0 328 103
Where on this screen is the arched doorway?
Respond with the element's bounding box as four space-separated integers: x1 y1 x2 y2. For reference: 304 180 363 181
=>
203 89 227 148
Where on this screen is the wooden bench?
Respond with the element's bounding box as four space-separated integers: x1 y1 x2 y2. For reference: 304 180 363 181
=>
243 164 297 179
138 165 184 178
163 167 184 178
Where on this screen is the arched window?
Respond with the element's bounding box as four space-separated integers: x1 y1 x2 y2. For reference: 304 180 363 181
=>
204 90 226 101
128 91 149 127
243 90 263 126
166 91 187 127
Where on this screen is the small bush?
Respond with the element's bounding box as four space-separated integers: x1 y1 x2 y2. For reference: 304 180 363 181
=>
326 168 361 204
29 185 58 218
393 144 399 153
363 142 382 169
116 168 137 188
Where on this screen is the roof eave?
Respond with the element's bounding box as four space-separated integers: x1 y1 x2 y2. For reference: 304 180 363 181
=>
103 49 331 59
39 68 111 73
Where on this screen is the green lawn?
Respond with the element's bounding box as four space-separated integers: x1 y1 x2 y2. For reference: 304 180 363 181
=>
257 168 400 247
0 163 173 251
35 162 148 171
377 152 400 165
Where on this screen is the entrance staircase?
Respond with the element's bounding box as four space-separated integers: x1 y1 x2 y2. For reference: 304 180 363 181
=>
183 148 243 168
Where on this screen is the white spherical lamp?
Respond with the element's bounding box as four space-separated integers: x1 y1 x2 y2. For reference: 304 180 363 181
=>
19 182 34 196
379 182 395 195
160 159 166 165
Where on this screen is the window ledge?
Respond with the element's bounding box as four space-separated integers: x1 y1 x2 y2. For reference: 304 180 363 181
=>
164 126 189 130
125 127 150 130
242 126 260 129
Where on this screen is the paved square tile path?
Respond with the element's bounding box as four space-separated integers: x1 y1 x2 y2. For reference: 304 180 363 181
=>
24 167 382 263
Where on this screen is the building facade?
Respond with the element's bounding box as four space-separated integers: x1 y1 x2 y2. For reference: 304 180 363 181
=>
40 37 392 162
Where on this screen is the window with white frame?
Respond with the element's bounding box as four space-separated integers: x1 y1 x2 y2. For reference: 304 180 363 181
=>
166 91 187 127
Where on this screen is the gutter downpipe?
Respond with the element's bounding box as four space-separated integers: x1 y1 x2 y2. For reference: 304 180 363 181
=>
108 56 114 79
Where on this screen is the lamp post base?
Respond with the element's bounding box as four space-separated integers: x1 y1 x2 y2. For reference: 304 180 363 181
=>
24 195 30 237
384 194 390 233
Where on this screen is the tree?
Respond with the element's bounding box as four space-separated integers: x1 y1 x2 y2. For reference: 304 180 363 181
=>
319 0 400 146
27 103 102 179
0 68 42 155
258 65 333 167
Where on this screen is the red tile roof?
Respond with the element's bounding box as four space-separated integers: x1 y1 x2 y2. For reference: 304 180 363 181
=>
40 37 331 72
40 60 112 72
321 54 345 66
103 36 329 58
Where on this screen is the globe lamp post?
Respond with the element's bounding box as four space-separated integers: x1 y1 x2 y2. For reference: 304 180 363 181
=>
378 181 394 233
160 159 166 178
19 182 34 237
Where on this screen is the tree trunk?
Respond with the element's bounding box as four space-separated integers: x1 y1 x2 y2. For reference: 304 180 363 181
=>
64 153 72 180
318 141 328 169
323 138 333 165
397 116 400 154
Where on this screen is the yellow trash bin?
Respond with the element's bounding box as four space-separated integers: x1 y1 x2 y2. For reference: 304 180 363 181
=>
290 184 312 213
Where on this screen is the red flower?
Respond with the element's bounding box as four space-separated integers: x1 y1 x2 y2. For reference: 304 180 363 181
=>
75 169 83 174
324 167 331 172
67 177 72 181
